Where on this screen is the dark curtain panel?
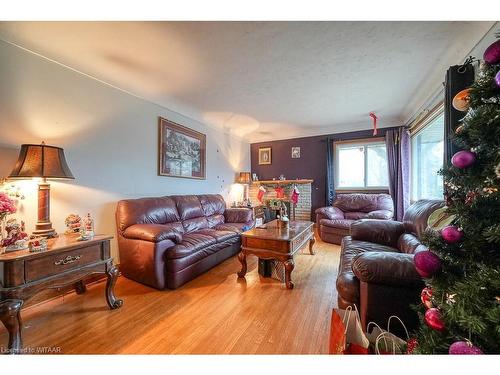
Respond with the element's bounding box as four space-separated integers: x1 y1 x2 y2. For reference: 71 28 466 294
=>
326 137 336 205
386 127 410 221
444 63 474 166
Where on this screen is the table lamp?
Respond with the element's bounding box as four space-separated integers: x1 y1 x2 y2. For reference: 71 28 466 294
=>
8 142 74 238
237 172 252 207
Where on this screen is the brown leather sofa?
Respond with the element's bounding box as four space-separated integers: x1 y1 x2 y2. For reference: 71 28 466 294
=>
336 199 444 331
116 194 254 289
315 193 394 244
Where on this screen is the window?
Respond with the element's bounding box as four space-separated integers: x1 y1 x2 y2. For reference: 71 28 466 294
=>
411 112 444 201
334 139 389 189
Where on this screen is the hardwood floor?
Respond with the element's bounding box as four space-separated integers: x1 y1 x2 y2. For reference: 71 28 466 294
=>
0 234 340 354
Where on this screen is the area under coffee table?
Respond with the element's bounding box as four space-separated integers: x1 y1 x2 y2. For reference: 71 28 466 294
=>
237 220 315 289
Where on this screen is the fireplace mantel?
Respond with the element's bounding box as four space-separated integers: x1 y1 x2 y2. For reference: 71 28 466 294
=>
252 179 313 185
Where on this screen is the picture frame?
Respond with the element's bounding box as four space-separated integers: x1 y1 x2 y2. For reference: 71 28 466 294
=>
258 147 272 165
291 146 301 159
158 117 206 179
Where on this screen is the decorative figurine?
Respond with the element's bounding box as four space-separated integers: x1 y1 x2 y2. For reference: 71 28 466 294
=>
29 236 48 253
78 213 95 241
2 218 29 252
65 214 82 234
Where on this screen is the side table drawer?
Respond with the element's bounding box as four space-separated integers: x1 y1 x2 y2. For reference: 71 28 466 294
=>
25 244 103 282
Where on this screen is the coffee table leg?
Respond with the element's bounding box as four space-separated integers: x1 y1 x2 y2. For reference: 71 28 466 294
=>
309 235 316 255
284 259 295 289
237 251 247 278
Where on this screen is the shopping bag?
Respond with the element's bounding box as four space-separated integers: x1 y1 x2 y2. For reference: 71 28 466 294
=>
329 305 370 354
366 315 409 354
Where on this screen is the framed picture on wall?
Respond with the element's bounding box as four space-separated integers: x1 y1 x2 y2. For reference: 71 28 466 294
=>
258 147 272 165
291 146 301 159
158 117 206 179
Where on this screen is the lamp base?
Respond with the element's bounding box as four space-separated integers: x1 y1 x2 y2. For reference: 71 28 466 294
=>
32 222 58 239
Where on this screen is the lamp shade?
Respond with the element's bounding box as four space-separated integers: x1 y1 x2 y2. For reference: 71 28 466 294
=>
8 143 74 179
238 172 251 184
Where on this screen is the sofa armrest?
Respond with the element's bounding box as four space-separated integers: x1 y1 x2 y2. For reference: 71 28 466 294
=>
315 206 344 220
352 252 423 287
122 224 182 243
224 208 253 223
350 219 405 247
367 209 393 220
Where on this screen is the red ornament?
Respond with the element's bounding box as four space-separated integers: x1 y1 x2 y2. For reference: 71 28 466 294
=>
441 226 464 244
420 287 433 309
451 150 476 169
414 251 442 278
424 308 445 331
406 337 418 354
483 39 500 65
449 341 483 355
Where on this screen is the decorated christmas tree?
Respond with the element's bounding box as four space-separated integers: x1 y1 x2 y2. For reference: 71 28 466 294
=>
413 37 500 354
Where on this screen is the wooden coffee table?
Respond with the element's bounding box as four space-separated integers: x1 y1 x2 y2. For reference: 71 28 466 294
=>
237 220 315 289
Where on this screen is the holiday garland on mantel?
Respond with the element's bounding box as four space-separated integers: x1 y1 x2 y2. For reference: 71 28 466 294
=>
413 37 500 354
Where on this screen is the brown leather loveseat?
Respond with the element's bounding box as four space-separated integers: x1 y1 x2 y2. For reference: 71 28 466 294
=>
336 199 444 330
315 193 394 244
116 194 253 289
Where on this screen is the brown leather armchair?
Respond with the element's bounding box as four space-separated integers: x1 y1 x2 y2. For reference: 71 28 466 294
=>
336 199 444 331
316 193 394 244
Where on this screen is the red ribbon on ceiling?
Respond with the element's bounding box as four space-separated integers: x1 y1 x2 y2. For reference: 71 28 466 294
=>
369 112 378 136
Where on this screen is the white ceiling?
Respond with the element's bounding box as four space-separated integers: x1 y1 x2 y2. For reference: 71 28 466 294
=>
0 21 494 142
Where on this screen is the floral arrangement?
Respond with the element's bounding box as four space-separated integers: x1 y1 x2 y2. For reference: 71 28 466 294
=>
0 192 16 219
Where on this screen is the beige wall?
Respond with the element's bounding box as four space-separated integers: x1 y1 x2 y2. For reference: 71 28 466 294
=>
0 40 250 260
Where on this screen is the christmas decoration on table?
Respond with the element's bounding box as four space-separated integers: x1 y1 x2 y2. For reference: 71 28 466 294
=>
441 225 464 244
290 185 300 204
65 214 82 234
77 213 95 241
451 150 476 169
257 185 266 203
449 340 483 355
1 218 28 252
413 37 500 354
414 250 442 278
29 236 48 253
420 287 434 309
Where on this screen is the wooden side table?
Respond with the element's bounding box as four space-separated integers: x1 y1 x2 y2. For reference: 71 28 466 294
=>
0 233 122 354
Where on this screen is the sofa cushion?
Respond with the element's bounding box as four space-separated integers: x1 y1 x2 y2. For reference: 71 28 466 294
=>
165 232 216 259
116 196 180 231
320 218 353 230
172 195 205 221
182 216 209 232
195 229 239 243
334 193 392 213
207 214 225 228
398 233 428 254
199 194 226 216
122 223 184 243
336 236 399 304
215 223 250 233
344 212 369 220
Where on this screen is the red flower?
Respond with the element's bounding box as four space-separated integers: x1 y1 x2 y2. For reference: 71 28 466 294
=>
0 192 17 216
